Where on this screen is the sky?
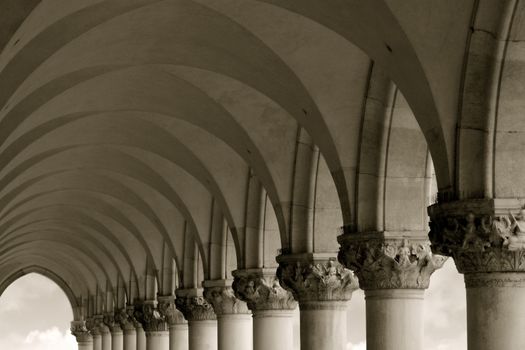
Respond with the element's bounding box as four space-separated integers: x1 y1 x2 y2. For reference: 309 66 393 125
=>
0 260 465 350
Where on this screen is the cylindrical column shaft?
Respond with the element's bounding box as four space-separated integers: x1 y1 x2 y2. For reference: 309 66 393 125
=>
253 310 294 350
78 340 94 350
299 301 348 350
188 320 217 350
169 324 188 350
136 327 146 350
217 314 252 350
365 289 424 350
112 330 123 350
101 330 112 350
124 328 137 350
466 273 525 350
93 334 102 350
145 331 169 350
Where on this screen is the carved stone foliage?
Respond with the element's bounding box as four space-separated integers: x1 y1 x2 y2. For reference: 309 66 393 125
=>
232 270 297 311
203 286 250 316
158 296 186 325
428 200 525 273
85 317 99 336
134 302 167 332
175 296 216 321
277 258 358 303
338 237 446 290
103 313 122 332
114 307 136 331
71 320 91 342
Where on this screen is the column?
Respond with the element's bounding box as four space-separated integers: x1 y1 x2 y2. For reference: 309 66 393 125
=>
277 254 358 350
338 234 445 350
232 269 297 350
104 313 123 350
203 281 252 350
96 316 112 350
428 200 525 350
115 307 137 350
71 320 93 350
86 318 102 350
135 301 169 350
136 325 146 350
158 295 188 350
175 289 217 350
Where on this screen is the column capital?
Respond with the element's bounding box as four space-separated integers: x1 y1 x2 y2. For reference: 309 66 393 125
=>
93 314 110 334
71 320 92 343
232 268 297 311
85 317 99 336
277 254 358 305
114 307 137 331
157 295 187 325
428 199 525 273
103 312 122 333
175 289 217 321
133 300 168 332
338 234 446 290
203 280 250 316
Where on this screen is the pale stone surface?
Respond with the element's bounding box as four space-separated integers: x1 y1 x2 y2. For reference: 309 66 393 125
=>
169 324 188 350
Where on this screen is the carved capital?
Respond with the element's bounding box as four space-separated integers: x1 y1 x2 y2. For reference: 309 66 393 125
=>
338 236 446 290
133 301 168 332
103 313 122 333
175 294 216 321
428 199 525 273
71 320 91 343
85 317 100 336
93 314 109 334
114 307 136 331
158 295 186 325
232 269 297 311
203 286 250 316
277 256 358 304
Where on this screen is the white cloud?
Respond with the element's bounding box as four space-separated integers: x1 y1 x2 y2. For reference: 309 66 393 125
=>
0 327 76 350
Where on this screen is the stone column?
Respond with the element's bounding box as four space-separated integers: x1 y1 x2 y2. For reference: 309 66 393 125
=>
428 199 525 350
338 235 445 350
134 301 169 350
115 307 137 350
136 325 147 350
86 318 102 350
95 315 112 350
158 295 188 350
71 320 93 350
175 290 217 350
104 313 124 350
277 254 358 350
232 268 297 350
203 281 252 350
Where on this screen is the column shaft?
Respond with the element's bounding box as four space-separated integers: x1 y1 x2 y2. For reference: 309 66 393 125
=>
299 301 347 350
188 320 217 350
146 331 169 350
169 324 188 350
124 329 136 350
466 273 525 350
365 289 424 350
217 314 251 350
112 331 123 350
101 331 112 350
93 334 102 350
136 327 146 350
78 340 94 350
253 310 294 350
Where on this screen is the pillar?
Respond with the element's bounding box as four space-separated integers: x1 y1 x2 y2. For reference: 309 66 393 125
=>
86 318 102 350
428 199 525 350
232 269 297 350
158 295 188 350
277 254 358 350
134 301 169 350
99 323 112 350
338 235 445 350
104 313 123 350
136 326 146 350
115 307 137 350
175 289 217 350
71 320 93 350
203 281 252 350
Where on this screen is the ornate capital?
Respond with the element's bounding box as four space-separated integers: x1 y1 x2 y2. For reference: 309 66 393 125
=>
203 285 250 316
133 301 167 332
428 199 525 273
93 314 109 334
158 295 186 325
114 307 136 331
277 255 358 304
232 269 297 311
175 293 216 321
103 313 122 333
71 320 91 343
338 235 446 290
85 317 99 336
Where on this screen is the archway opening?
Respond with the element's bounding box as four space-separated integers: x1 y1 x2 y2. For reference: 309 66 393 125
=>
0 273 76 350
